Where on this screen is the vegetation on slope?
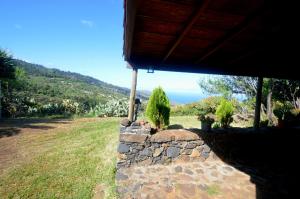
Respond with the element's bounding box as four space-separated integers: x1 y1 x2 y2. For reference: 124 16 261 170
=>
0 49 148 118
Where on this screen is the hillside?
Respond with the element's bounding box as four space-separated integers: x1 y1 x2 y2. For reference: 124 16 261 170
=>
1 59 148 117
13 59 148 100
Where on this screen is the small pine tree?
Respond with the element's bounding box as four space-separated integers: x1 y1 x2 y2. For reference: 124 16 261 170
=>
216 99 234 128
146 87 170 129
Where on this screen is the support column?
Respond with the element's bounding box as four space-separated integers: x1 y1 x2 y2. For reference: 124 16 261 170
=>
0 80 1 119
128 68 138 122
254 76 263 129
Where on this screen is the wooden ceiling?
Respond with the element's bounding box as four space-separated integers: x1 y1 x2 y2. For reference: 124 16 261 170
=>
123 0 295 79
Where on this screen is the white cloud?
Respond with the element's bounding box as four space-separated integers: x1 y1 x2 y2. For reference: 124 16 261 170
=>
80 20 94 27
14 24 22 29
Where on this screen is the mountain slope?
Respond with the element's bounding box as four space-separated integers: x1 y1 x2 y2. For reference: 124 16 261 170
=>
0 59 149 117
13 59 148 100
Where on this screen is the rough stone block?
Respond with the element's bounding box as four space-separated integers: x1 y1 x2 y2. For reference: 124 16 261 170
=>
186 143 196 149
139 148 152 157
137 158 152 166
150 129 200 143
119 133 148 143
166 147 180 158
153 147 163 157
190 148 201 158
202 144 211 153
120 118 131 127
182 149 192 155
118 143 130 153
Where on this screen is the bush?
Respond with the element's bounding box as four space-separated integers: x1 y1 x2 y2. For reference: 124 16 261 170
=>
146 87 170 129
196 96 222 121
89 98 129 117
212 122 221 129
171 102 199 116
260 119 269 127
273 101 293 121
216 99 234 128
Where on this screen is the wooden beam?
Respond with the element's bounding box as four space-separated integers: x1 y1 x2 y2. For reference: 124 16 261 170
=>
128 68 138 122
228 49 259 65
161 0 211 63
195 7 265 64
254 76 263 129
124 0 140 61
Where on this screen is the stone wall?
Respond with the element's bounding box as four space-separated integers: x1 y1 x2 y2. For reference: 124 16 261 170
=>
117 121 217 169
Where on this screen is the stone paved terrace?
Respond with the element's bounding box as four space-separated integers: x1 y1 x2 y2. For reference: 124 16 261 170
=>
116 158 256 198
116 121 295 199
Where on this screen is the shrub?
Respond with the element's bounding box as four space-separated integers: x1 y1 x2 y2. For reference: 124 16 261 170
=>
273 101 293 121
212 122 221 129
89 98 129 117
171 102 199 116
146 87 170 129
197 96 222 114
260 119 269 127
216 99 234 128
196 96 222 121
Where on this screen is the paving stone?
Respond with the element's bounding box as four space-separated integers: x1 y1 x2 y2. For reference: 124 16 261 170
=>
198 184 208 191
185 168 194 175
175 166 182 173
116 157 256 199
224 166 234 172
116 171 129 180
177 184 196 197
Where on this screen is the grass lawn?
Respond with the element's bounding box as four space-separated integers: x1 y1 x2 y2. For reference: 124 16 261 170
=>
0 116 199 199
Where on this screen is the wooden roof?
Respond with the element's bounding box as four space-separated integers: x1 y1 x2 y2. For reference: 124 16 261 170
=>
123 0 296 79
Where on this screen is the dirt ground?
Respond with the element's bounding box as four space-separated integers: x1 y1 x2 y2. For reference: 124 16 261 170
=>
0 118 99 174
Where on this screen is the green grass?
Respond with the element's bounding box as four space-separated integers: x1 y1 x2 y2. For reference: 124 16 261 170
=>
206 184 220 196
0 116 199 199
0 118 120 199
169 116 199 129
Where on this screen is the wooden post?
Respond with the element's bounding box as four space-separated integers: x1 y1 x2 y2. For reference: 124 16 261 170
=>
128 68 138 122
254 76 263 129
0 80 1 119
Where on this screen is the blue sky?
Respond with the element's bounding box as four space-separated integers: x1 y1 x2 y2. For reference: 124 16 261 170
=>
0 0 205 93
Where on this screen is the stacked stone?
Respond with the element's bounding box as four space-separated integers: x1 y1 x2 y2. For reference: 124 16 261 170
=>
117 119 215 169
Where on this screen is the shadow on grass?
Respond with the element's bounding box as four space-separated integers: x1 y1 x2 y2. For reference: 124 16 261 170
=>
0 118 72 138
188 127 297 199
167 124 184 129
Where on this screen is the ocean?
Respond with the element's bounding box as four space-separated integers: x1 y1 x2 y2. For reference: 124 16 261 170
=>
166 92 206 104
165 92 246 105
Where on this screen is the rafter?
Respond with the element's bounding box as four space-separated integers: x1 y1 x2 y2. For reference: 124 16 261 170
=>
124 0 140 61
161 0 212 63
195 7 265 64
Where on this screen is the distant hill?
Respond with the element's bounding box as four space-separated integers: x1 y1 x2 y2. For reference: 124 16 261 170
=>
9 59 148 111
13 59 148 100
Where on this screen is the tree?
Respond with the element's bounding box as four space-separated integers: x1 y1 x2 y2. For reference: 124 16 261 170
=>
272 79 300 109
199 75 300 126
0 49 16 118
199 75 257 99
145 87 170 129
0 49 16 79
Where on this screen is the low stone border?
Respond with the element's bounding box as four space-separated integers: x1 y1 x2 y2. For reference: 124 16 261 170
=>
117 121 217 169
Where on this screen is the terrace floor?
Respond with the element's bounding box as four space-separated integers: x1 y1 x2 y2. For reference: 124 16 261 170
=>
116 158 256 199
